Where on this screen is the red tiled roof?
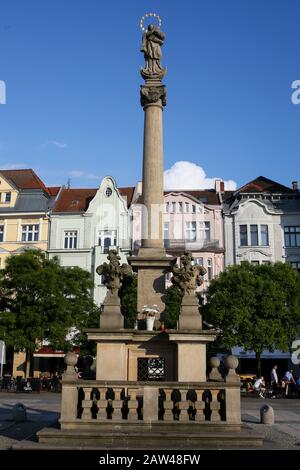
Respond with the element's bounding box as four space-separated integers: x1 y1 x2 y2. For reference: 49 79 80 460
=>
53 188 97 212
235 176 296 194
47 186 61 197
119 187 135 207
134 190 220 205
53 186 135 212
0 169 50 194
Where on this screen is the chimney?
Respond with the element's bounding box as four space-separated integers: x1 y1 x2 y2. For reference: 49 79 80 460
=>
215 179 224 194
292 181 298 191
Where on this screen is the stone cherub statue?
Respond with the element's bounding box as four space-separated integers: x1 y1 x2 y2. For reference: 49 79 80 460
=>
172 252 207 296
96 249 132 297
140 23 166 78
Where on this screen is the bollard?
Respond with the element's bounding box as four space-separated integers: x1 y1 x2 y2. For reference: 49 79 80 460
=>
260 404 274 425
12 403 27 422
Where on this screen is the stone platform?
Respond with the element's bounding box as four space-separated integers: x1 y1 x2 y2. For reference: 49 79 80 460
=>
31 424 263 449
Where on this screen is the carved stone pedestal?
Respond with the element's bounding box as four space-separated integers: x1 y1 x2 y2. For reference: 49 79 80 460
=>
178 294 202 330
100 292 124 329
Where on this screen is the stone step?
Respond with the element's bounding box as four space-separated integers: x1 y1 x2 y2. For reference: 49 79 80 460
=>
18 426 263 449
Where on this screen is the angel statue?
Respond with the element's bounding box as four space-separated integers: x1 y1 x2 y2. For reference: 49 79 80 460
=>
172 252 207 296
96 249 132 297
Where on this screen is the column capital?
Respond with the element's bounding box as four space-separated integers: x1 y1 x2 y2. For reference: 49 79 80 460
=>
140 85 166 108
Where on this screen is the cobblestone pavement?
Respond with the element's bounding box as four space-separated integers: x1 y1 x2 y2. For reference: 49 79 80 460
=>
0 392 299 450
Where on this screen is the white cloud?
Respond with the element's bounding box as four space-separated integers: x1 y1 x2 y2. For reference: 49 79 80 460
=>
68 170 99 180
46 140 68 149
0 163 28 170
164 161 237 191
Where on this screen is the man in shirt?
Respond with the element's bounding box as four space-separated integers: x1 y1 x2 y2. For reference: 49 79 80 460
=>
270 365 278 398
253 376 266 398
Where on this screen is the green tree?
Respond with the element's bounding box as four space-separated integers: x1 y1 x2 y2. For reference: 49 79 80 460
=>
202 261 300 375
119 274 137 328
0 249 98 376
162 285 183 329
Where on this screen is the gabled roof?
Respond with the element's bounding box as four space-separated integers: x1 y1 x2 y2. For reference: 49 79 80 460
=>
52 186 134 213
0 169 50 195
52 189 97 212
235 176 296 195
47 186 61 197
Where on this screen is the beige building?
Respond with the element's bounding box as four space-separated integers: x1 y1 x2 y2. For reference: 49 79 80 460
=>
0 169 60 377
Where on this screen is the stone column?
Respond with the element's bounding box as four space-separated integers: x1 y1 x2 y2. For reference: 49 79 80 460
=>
128 26 173 317
140 85 166 252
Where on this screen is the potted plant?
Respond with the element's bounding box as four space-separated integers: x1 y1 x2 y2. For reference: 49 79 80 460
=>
142 304 159 331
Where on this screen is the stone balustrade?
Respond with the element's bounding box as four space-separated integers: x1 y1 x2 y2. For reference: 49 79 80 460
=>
60 380 240 428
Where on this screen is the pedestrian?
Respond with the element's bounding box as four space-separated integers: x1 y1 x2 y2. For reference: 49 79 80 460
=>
270 365 278 398
253 376 266 398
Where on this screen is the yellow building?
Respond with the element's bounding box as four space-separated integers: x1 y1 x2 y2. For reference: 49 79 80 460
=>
0 169 60 377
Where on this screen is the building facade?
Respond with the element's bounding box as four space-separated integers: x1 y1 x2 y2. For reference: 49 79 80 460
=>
48 176 133 306
223 176 300 373
223 176 300 267
132 180 225 291
0 169 60 377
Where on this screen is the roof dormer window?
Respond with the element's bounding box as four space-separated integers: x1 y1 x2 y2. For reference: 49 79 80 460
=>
5 192 11 203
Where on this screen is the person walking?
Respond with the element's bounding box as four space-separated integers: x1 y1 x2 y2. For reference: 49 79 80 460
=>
271 365 278 398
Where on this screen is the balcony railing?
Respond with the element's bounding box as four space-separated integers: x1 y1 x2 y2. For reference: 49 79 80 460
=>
133 239 221 252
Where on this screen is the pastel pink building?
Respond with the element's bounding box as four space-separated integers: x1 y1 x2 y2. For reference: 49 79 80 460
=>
131 180 225 290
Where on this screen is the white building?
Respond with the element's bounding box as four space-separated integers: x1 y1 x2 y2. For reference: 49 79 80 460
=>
223 176 300 375
223 176 300 268
48 176 133 306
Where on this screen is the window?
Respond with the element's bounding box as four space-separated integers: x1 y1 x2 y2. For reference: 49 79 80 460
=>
5 192 11 203
22 224 39 242
192 205 196 213
163 222 169 248
284 226 300 247
137 357 165 381
207 258 213 280
105 187 112 197
199 221 210 241
185 203 189 213
0 225 3 242
172 202 176 213
64 231 77 249
185 222 196 241
99 230 117 251
165 202 169 213
260 225 269 246
251 260 260 265
240 225 248 246
178 202 183 213
193 257 203 266
291 261 300 272
250 225 258 246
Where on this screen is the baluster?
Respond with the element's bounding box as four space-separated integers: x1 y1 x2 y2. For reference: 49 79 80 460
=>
111 387 123 421
96 387 108 421
194 389 205 422
127 388 139 421
210 389 221 421
163 388 174 421
81 387 93 421
178 389 190 421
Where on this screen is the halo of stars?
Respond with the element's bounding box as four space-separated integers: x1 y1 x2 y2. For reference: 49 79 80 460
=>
140 13 162 32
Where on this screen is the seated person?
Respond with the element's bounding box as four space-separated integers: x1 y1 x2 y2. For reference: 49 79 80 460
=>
253 376 266 398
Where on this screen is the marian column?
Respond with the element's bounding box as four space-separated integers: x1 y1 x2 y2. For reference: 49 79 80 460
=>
129 15 173 317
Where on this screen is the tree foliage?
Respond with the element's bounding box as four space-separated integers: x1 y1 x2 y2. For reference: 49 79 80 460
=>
162 285 183 328
119 274 137 328
202 261 300 371
0 250 99 353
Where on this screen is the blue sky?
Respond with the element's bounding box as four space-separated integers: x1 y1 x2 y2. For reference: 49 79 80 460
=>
0 0 299 190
